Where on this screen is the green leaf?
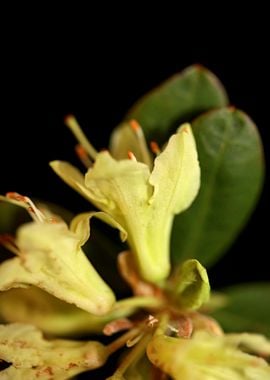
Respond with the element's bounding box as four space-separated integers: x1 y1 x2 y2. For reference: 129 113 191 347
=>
210 283 270 338
168 259 210 311
171 108 264 267
126 64 228 143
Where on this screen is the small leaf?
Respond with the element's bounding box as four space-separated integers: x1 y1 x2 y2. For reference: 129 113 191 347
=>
172 108 264 267
210 283 270 338
168 259 210 310
125 65 228 143
0 323 108 379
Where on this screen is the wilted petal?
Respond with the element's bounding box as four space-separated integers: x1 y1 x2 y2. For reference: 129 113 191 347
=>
0 323 108 379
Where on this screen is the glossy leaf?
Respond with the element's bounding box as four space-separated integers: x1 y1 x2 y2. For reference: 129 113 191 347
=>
210 283 270 337
125 64 228 143
171 108 264 267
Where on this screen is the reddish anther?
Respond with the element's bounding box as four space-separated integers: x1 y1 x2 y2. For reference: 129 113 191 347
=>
6 192 26 202
129 119 141 132
150 141 160 155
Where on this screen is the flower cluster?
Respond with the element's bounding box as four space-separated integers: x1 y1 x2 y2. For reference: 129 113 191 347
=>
0 115 269 379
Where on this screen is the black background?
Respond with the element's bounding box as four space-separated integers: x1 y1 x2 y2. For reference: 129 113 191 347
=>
0 14 269 290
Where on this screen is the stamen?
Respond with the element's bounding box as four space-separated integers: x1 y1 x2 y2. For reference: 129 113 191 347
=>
103 318 134 336
150 141 161 155
129 119 153 167
6 192 45 223
127 151 137 161
126 332 144 347
75 144 92 168
109 333 151 378
64 115 98 160
147 314 159 328
0 234 20 256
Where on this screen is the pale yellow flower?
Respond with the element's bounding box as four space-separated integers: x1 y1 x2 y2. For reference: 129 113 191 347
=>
147 330 270 379
50 117 200 284
0 194 115 315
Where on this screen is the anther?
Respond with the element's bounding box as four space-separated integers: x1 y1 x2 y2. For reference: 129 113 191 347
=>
150 141 161 155
103 318 134 336
75 144 92 168
6 192 45 223
129 119 153 167
128 151 137 161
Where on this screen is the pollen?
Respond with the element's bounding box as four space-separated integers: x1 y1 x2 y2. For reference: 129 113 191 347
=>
128 151 137 161
75 144 92 168
129 119 153 167
6 192 46 223
150 141 161 155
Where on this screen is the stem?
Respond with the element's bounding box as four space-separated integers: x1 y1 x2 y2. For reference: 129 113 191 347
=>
111 333 151 377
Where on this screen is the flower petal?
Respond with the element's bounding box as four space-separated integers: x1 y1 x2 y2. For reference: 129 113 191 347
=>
225 333 270 358
149 123 200 214
109 122 144 161
0 323 108 379
0 288 146 336
50 160 94 202
147 330 270 380
84 151 152 216
70 211 127 246
0 221 115 315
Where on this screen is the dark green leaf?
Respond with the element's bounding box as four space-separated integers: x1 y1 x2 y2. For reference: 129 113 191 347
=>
210 283 270 337
172 108 264 267
126 65 228 143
